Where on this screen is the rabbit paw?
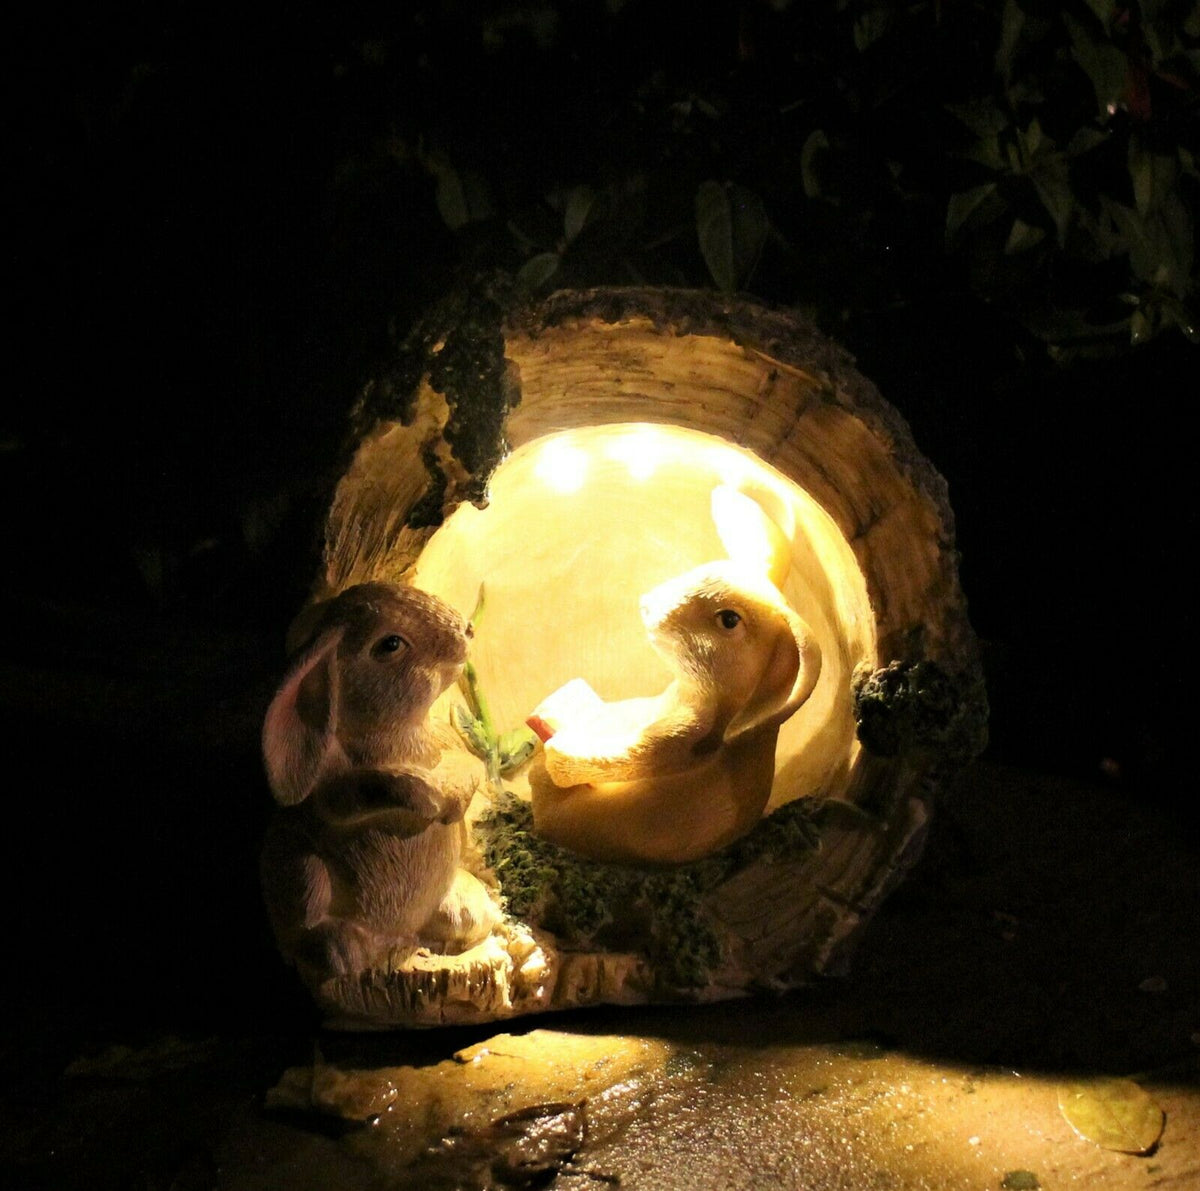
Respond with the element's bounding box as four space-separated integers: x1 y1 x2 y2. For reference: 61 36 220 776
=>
421 870 501 953
294 919 378 978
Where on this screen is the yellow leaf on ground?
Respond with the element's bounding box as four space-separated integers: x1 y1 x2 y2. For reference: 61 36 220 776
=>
1056 1077 1164 1154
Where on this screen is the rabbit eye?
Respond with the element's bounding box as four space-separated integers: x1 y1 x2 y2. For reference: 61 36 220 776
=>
716 609 742 630
374 633 408 657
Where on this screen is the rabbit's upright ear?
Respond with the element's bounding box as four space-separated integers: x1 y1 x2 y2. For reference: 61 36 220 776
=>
724 609 822 742
263 627 344 806
711 485 792 589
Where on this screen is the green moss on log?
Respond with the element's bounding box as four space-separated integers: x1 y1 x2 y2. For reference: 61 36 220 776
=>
405 444 449 530
853 660 988 769
474 791 822 991
354 275 522 523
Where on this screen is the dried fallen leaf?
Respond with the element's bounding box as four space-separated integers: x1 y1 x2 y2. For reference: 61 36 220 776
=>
1001 1171 1040 1190
1056 1077 1164 1154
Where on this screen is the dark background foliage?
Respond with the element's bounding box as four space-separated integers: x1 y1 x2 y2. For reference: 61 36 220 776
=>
4 0 1198 1035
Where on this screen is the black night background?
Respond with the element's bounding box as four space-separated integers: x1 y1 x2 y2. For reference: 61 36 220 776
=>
4 4 1198 1188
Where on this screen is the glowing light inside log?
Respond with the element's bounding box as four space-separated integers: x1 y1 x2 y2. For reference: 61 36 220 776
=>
413 423 877 814
534 437 589 493
604 426 666 481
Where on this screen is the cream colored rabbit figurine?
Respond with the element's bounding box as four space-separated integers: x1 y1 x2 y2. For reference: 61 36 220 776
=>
529 487 821 865
261 582 497 981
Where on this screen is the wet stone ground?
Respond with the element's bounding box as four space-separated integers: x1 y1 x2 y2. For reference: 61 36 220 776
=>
3 761 1198 1190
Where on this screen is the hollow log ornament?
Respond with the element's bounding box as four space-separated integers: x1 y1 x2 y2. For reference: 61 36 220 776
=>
264 287 987 1027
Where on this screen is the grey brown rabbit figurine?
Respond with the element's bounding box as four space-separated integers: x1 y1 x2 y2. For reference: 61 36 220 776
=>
261 582 497 981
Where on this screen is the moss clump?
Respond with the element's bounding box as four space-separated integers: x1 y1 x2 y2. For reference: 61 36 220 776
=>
404 443 450 530
353 274 522 522
853 659 989 768
475 793 821 991
427 297 517 506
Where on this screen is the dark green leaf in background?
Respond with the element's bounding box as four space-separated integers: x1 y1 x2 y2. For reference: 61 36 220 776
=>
564 186 596 243
1005 219 1045 254
996 0 1025 86
696 180 735 291
946 183 999 240
728 184 768 290
1064 12 1128 118
517 251 561 291
801 129 831 200
853 6 891 53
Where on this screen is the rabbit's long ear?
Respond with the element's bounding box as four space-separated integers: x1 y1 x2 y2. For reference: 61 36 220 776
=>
724 609 822 742
263 627 344 806
711 485 792 588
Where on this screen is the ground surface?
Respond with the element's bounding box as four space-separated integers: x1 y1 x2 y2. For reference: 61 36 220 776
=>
1 760 1196 1190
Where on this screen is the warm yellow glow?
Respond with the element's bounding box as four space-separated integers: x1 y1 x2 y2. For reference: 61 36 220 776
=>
413 423 876 811
534 436 589 493
603 426 667 481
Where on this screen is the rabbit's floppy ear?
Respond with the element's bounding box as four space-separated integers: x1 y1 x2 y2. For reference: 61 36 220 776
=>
263 626 344 806
711 485 792 589
724 606 821 742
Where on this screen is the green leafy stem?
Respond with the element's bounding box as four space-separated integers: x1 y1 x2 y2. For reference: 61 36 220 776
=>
452 584 538 794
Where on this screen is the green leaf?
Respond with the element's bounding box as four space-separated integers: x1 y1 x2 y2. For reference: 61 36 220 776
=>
516 251 561 291
1019 305 1128 347
1162 297 1199 343
1103 192 1193 296
801 129 830 199
1082 0 1116 29
1129 146 1179 221
458 169 494 223
1001 1173 1040 1191
1166 302 1195 338
1157 191 1194 296
452 704 492 758
853 7 891 52
1006 75 1045 105
1139 4 1178 66
996 0 1025 86
1005 219 1045 254
1064 13 1129 118
696 180 736 291
1031 158 1074 245
1065 127 1108 157
498 727 538 774
1021 117 1047 159
728 184 768 288
470 582 487 628
1100 194 1142 250
946 183 999 240
1056 1078 1164 1154
1129 140 1154 216
966 136 1007 172
431 159 471 231
564 186 596 243
946 99 1010 139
